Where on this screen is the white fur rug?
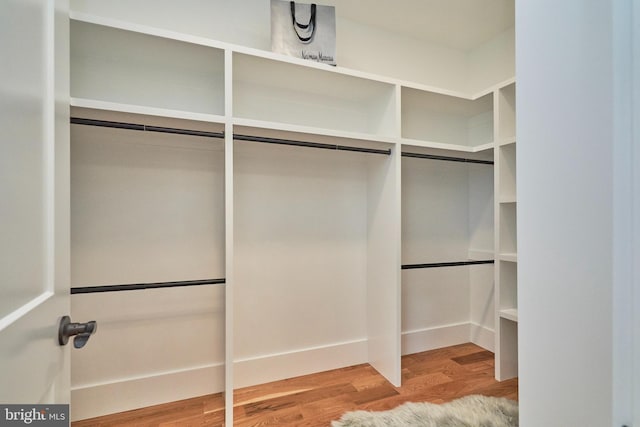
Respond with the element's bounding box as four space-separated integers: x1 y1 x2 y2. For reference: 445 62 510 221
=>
331 395 518 427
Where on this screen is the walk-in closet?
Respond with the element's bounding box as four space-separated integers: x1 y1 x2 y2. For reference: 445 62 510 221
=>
65 1 518 424
3 1 631 426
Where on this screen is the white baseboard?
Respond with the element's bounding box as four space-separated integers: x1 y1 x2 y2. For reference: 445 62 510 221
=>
233 338 368 388
71 326 496 421
402 322 495 355
470 322 495 352
70 363 224 422
401 322 471 355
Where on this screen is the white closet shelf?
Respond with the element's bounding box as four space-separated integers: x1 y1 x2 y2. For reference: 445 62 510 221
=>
499 137 517 147
467 249 494 261
231 118 398 146
400 138 495 153
69 12 481 101
499 253 518 262
70 98 226 124
499 197 517 204
70 13 519 157
499 308 518 322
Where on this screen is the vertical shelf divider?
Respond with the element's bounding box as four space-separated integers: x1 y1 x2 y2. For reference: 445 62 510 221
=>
223 48 234 427
365 141 403 387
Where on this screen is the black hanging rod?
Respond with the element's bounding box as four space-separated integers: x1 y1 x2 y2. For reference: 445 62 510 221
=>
70 117 226 139
70 118 391 155
70 278 226 294
402 151 494 165
401 260 494 270
233 133 392 155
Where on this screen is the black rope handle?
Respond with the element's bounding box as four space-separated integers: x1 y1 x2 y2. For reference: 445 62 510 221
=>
290 1 316 43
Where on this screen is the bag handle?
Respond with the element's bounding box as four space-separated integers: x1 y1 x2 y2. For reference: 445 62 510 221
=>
290 1 316 43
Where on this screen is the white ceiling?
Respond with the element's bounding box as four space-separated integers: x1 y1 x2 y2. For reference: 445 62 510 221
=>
321 0 515 51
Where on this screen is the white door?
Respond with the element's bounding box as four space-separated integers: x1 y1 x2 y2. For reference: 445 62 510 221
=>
0 0 70 404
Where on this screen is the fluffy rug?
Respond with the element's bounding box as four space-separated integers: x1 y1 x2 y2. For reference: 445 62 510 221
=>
331 395 518 427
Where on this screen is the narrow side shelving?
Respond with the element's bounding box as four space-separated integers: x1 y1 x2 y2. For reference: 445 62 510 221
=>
494 81 518 381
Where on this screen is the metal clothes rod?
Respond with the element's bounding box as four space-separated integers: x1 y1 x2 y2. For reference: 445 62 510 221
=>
70 117 226 139
233 133 392 155
401 260 494 270
402 151 494 165
70 118 391 155
70 278 226 294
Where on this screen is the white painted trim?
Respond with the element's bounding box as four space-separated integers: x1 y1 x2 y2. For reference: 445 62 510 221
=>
631 2 640 424
0 292 53 331
470 322 495 352
233 323 493 391
233 339 368 389
401 322 471 356
612 1 634 425
70 363 225 422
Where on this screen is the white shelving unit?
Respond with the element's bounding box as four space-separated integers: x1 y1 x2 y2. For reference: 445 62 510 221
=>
70 19 225 116
67 12 514 425
494 82 518 381
401 89 494 151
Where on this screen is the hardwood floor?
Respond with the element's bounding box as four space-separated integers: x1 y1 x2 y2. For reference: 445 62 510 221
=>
72 343 518 426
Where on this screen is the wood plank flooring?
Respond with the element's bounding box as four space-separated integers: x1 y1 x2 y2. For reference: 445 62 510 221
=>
72 343 518 426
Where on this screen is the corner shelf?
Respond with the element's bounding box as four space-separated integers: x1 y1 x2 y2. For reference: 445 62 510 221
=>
401 88 493 150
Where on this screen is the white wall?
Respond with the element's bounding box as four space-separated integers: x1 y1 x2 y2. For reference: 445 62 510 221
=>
517 1 615 426
467 27 515 95
70 0 271 50
337 18 468 93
